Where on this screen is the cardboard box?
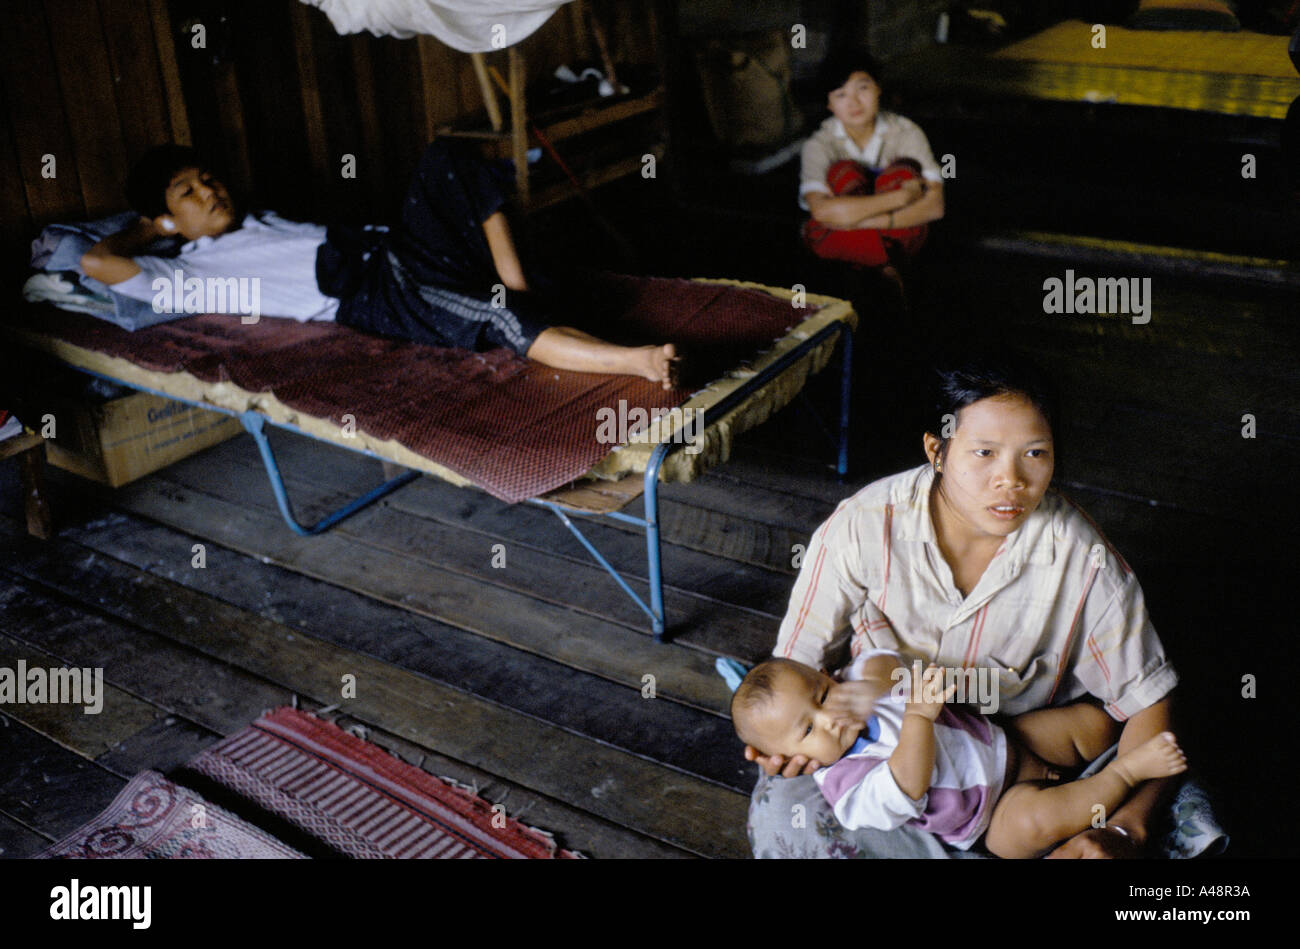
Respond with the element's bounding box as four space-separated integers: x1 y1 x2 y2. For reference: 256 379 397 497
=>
43 390 242 488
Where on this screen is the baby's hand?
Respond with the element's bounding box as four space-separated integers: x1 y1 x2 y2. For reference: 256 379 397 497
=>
903 664 956 721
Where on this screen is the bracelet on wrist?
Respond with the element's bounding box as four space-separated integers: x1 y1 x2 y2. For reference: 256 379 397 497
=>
1106 824 1144 846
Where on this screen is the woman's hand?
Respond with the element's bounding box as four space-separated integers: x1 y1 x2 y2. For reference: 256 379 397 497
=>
821 680 882 728
139 214 170 240
1045 827 1142 859
894 178 925 202
743 745 823 778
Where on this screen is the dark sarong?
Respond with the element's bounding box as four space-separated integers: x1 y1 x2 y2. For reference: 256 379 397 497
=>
317 139 552 356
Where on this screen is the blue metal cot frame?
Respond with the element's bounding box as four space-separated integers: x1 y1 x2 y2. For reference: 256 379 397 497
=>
62 318 852 642
531 320 853 641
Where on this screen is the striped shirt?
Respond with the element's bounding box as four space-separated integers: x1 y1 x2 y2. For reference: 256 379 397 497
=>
777 464 1177 721
815 650 1008 849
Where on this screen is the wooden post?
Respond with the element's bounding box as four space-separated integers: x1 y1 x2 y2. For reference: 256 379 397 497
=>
350 36 385 210
0 432 52 539
417 36 444 147
147 0 192 146
508 45 529 205
566 0 590 65
470 52 503 131
289 2 330 187
21 443 52 540
586 1 619 89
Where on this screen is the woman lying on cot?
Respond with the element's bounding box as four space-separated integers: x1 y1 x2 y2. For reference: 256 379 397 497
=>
80 140 680 389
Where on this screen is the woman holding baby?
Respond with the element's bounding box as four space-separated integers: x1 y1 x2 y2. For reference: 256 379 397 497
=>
744 358 1188 859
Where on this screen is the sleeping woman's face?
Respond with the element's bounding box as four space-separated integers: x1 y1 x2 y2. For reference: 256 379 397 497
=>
924 393 1054 541
162 166 236 240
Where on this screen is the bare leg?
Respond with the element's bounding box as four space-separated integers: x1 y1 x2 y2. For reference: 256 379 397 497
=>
481 211 679 387
526 327 679 389
985 732 1187 858
1001 700 1120 769
480 212 680 387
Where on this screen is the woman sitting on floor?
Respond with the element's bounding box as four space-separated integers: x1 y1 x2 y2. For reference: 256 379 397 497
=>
799 51 946 303
744 356 1223 858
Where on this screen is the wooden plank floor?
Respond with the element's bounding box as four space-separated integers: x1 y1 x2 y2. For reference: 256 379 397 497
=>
0 397 857 859
0 377 1287 856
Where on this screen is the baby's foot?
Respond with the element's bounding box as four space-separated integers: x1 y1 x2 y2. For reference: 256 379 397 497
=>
1112 732 1187 786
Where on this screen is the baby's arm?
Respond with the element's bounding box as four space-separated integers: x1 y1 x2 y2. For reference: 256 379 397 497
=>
820 665 953 832
888 664 956 801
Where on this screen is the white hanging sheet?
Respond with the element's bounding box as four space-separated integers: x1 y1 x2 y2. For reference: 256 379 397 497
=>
300 0 573 51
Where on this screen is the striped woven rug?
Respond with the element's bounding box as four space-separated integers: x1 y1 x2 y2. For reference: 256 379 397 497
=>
186 707 578 858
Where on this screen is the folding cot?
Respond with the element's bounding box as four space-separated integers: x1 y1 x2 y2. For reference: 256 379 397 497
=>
5 272 856 640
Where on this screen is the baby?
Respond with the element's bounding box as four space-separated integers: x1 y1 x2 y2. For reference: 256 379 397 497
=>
732 651 1187 858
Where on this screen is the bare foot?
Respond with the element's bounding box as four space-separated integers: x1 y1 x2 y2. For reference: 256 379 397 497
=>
1111 732 1187 786
879 263 909 313
1020 757 1066 784
632 343 680 390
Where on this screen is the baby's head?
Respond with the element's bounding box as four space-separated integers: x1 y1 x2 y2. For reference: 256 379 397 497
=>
731 658 862 764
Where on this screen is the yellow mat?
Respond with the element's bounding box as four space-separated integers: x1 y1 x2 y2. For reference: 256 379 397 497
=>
989 19 1299 117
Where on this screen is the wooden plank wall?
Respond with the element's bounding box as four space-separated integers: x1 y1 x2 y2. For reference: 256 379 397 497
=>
0 0 655 286
0 0 188 288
